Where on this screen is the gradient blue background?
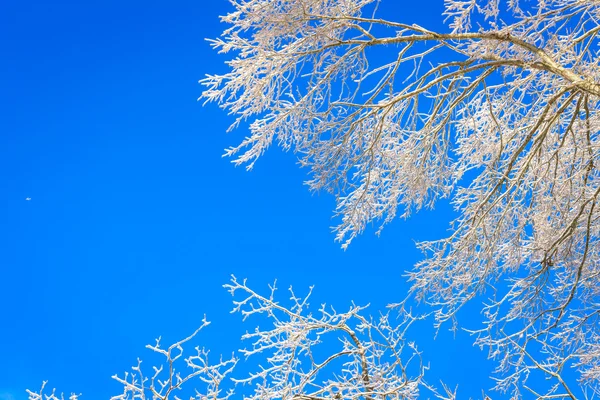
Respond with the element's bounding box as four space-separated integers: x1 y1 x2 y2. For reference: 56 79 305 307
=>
0 1 498 398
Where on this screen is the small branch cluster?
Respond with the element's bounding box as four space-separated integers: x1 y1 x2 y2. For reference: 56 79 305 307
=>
27 381 79 400
224 275 448 400
110 317 237 400
29 277 452 400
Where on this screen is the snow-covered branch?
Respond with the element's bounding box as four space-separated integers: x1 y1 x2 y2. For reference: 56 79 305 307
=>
203 0 600 396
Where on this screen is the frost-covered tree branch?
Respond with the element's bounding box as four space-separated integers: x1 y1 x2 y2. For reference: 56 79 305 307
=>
27 381 79 400
223 275 442 400
30 277 450 400
201 0 600 397
110 317 237 400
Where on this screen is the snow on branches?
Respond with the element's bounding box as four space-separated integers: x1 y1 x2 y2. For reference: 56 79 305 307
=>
110 317 236 400
202 0 600 396
30 277 451 400
223 276 435 400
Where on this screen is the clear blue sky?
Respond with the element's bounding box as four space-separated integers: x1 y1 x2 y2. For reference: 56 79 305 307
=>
0 1 498 398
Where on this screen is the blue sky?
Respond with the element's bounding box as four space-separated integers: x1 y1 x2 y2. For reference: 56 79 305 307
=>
0 0 501 398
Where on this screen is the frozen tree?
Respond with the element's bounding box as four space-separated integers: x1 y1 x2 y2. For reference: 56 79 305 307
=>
201 0 600 397
29 277 452 400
